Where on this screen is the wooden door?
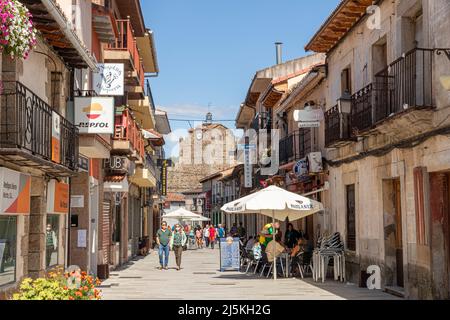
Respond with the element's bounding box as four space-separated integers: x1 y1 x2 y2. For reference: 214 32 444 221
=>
393 179 404 287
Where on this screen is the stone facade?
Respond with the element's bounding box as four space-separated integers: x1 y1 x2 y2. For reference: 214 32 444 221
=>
168 123 237 193
309 0 450 299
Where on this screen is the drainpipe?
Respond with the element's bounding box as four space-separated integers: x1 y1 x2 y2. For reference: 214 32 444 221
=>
40 0 98 71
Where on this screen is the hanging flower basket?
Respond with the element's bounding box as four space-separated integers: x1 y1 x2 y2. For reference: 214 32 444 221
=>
0 0 37 59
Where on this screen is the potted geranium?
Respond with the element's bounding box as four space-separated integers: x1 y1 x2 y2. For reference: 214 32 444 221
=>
0 0 37 59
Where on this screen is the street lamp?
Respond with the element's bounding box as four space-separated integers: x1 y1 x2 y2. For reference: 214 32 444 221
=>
337 90 352 114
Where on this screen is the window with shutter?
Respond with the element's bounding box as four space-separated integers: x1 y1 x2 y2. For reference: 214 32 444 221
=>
346 184 356 251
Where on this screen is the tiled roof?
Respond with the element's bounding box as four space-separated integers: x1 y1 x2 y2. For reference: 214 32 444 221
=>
165 193 186 202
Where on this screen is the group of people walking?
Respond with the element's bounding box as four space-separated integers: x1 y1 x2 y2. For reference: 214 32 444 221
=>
194 224 224 249
156 221 187 271
155 220 250 271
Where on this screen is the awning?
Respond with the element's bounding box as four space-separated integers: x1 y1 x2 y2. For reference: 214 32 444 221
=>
104 175 129 192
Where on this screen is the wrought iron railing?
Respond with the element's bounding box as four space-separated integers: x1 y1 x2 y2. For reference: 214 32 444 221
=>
0 81 79 171
279 129 312 165
351 48 438 132
373 48 434 123
108 19 145 88
351 83 373 133
114 108 145 158
325 105 351 147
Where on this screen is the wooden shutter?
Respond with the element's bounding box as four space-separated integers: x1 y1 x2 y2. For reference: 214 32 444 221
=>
102 201 111 264
414 167 427 245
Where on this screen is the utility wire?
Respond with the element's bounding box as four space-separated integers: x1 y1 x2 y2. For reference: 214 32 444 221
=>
168 119 236 122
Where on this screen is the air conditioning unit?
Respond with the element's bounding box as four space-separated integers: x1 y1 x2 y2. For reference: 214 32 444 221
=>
307 152 323 173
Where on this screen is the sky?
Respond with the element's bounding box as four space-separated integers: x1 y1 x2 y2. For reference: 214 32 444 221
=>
141 0 341 157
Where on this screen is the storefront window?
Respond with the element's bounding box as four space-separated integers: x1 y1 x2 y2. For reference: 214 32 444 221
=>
0 216 17 287
46 215 60 268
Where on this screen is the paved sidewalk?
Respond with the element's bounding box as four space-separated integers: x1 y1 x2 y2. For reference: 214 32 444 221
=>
99 248 401 300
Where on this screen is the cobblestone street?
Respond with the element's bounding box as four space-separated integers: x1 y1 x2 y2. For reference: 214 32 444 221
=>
99 248 401 300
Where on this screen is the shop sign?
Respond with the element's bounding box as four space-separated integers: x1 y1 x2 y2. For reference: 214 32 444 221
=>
293 159 308 179
219 237 240 271
93 63 124 96
294 108 324 128
78 155 89 172
74 97 114 134
47 180 69 214
104 156 130 173
0 167 31 215
160 160 169 196
51 112 61 164
70 195 84 208
243 143 253 189
307 152 323 173
298 121 320 128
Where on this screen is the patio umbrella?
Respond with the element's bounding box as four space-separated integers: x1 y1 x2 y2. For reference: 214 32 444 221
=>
162 207 201 221
220 185 323 280
189 215 211 222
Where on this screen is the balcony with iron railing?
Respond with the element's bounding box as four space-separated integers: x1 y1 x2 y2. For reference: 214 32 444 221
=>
129 152 158 188
325 105 352 148
351 48 441 134
0 81 79 176
326 48 447 147
105 19 145 92
113 108 145 160
279 129 312 165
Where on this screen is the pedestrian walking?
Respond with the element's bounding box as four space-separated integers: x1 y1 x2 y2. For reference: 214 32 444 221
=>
170 224 187 270
195 227 203 249
156 221 172 270
203 224 210 248
218 224 225 239
209 225 216 249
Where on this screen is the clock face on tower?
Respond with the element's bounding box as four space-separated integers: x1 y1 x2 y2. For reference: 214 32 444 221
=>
196 130 203 140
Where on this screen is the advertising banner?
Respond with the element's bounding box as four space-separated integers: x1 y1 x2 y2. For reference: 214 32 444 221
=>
219 237 241 272
47 180 69 214
74 97 114 134
51 111 61 164
160 160 168 196
0 167 31 215
93 63 125 96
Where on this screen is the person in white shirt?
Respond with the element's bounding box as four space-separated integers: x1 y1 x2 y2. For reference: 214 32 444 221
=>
203 225 210 248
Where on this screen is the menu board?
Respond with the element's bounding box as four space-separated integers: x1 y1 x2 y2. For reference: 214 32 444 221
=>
219 237 240 272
